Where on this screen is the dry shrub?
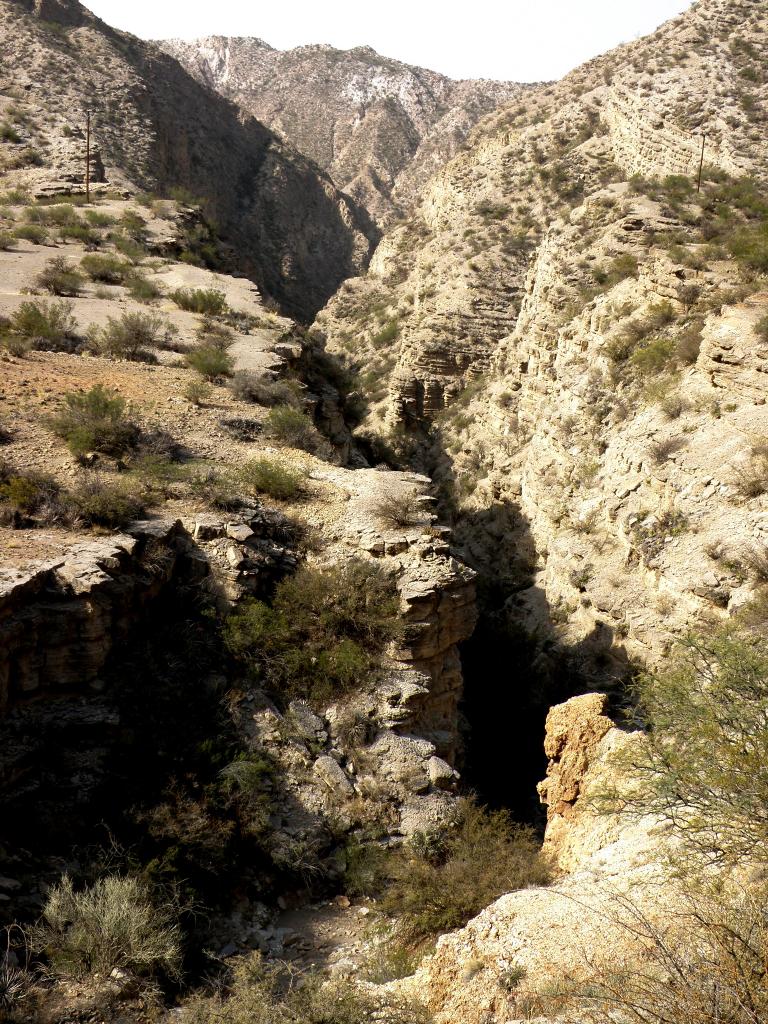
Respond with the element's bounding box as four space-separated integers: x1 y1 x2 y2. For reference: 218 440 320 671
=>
32 874 181 981
374 489 425 527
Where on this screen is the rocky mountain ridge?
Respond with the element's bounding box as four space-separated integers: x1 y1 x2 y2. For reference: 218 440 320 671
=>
0 0 376 320
315 0 768 668
160 35 527 227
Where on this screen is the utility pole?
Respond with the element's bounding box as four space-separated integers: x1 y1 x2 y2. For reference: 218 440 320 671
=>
696 132 706 193
85 109 91 204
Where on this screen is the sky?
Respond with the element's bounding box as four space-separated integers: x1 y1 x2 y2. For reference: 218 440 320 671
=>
79 0 693 82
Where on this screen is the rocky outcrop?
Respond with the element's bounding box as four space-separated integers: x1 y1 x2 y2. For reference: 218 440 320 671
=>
699 290 768 400
160 36 525 228
0 0 376 320
0 508 302 715
389 693 668 1024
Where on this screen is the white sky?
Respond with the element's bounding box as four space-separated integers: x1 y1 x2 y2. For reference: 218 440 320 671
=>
80 0 693 81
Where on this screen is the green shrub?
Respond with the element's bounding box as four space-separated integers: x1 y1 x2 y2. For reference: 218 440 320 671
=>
223 559 399 704
84 209 115 228
630 337 676 374
10 299 77 349
601 629 768 868
35 255 83 296
0 466 60 523
120 209 147 240
264 404 323 453
126 271 162 303
0 122 21 143
171 287 228 316
33 874 181 980
80 253 129 284
91 311 170 362
13 223 47 244
754 313 768 343
58 222 98 245
239 458 304 500
111 233 147 263
26 203 79 227
380 799 551 944
371 320 399 348
0 230 15 250
184 379 213 406
64 474 145 528
0 334 30 357
186 344 234 380
48 385 139 458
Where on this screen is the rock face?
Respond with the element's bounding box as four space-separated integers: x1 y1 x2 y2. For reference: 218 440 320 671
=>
160 36 526 228
393 694 669 1024
0 0 376 320
315 0 768 665
0 509 301 714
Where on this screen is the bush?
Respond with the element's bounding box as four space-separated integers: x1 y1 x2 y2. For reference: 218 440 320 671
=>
602 629 768 867
228 372 301 407
35 255 83 296
0 230 15 250
33 874 181 980
755 313 768 343
371 320 399 348
380 799 550 944
91 311 171 362
171 287 228 316
264 404 324 453
527 879 768 1024
630 336 676 374
184 379 213 406
649 434 686 464
48 385 139 458
733 445 768 499
186 344 234 380
196 318 233 350
223 559 399 704
374 489 425 527
111 233 147 263
181 954 425 1024
13 223 48 244
239 458 304 500
0 466 61 524
64 474 145 528
126 271 162 303
80 253 129 284
10 299 77 350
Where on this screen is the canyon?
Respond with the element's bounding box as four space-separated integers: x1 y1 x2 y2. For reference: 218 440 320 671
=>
0 0 767 1021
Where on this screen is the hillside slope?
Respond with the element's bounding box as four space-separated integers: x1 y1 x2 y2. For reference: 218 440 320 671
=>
314 0 768 669
161 35 526 227
0 0 376 320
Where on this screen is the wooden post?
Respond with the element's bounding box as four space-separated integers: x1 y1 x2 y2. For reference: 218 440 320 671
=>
696 132 706 193
85 109 91 204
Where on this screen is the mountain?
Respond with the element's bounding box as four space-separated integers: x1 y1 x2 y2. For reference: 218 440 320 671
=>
0 0 376 319
315 0 768 669
160 35 527 226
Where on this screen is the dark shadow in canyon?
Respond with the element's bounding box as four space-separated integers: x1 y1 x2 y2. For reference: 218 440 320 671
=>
431 452 632 828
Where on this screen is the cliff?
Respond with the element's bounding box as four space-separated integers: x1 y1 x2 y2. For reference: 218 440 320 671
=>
314 0 768 665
